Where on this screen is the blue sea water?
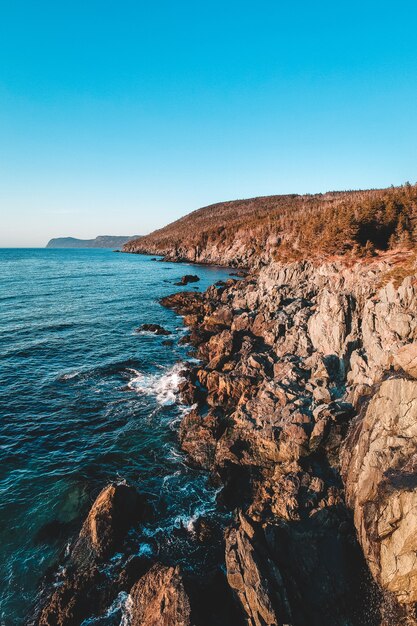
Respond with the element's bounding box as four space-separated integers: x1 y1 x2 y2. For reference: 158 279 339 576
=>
0 248 231 625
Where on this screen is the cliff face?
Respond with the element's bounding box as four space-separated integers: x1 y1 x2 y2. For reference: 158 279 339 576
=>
162 252 417 624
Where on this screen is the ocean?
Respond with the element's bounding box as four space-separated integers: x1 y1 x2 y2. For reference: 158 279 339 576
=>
0 248 231 625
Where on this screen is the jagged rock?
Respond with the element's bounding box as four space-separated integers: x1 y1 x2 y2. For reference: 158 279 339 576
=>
361 276 417 380
342 378 417 606
204 329 235 369
159 257 417 623
225 513 292 626
308 290 354 357
73 483 149 563
175 274 200 285
37 567 105 626
203 306 234 330
36 484 150 626
179 409 222 469
393 342 417 378
129 564 191 626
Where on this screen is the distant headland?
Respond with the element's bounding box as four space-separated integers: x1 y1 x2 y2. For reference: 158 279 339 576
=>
45 235 141 249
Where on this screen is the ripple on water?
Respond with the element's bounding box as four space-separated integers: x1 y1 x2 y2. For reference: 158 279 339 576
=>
0 249 231 625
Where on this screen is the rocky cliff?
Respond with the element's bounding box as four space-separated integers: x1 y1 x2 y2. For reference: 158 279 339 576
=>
160 250 417 625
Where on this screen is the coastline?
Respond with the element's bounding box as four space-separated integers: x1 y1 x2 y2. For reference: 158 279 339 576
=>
29 259 238 626
30 251 417 625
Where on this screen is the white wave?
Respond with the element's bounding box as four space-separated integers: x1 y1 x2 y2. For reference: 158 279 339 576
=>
127 363 185 406
137 542 153 557
59 370 81 381
133 329 160 336
120 593 133 626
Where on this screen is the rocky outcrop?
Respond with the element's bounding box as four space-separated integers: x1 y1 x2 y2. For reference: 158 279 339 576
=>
393 343 417 379
175 274 200 286
342 378 417 611
225 513 292 626
72 483 149 563
161 253 417 624
35 484 151 626
129 564 191 626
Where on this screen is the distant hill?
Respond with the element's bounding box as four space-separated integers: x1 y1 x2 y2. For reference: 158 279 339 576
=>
46 235 141 249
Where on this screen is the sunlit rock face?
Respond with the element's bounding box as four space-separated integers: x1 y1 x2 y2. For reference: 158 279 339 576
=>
342 378 417 605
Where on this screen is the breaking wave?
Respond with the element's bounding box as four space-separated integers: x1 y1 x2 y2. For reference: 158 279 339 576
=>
126 362 185 406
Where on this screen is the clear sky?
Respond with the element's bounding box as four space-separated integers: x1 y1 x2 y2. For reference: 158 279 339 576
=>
1 1 417 246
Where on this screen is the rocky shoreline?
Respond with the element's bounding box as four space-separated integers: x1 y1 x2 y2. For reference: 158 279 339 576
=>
161 253 417 625
33 252 417 625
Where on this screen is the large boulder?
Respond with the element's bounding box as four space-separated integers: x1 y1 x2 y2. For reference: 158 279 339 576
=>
36 484 150 626
342 378 417 606
307 290 357 358
73 483 149 563
129 564 191 626
175 274 200 286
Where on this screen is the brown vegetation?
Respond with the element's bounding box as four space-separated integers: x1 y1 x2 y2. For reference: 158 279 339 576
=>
124 183 417 265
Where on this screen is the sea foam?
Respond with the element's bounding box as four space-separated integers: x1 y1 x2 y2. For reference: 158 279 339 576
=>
127 362 185 406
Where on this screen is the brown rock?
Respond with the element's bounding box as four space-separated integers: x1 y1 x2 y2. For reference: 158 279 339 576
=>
37 568 104 626
225 513 292 626
73 483 149 563
129 564 191 626
342 378 417 607
136 323 171 335
175 274 200 286
393 342 417 378
203 306 233 330
179 409 222 469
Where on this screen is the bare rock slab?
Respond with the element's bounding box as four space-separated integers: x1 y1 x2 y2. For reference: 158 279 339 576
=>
342 377 417 606
129 564 191 626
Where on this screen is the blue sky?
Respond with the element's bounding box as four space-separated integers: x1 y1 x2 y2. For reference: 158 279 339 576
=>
1 1 417 246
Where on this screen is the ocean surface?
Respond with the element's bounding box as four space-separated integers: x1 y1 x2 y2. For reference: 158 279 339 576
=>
0 248 231 625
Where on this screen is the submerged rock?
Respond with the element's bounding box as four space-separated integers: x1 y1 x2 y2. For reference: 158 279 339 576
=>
136 323 171 335
175 274 200 286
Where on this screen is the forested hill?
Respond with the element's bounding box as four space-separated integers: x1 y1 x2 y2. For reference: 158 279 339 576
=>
123 184 417 267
